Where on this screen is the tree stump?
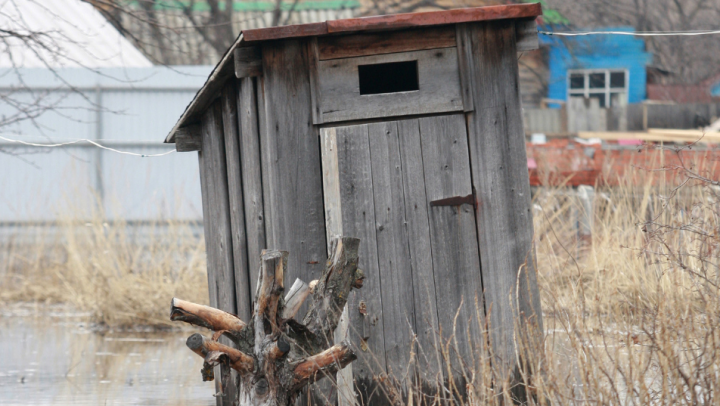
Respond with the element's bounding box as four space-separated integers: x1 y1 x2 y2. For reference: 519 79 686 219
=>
171 236 364 406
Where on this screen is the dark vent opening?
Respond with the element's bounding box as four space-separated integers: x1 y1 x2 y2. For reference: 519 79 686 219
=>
358 60 419 95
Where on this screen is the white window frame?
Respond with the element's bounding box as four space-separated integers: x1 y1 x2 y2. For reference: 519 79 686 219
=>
567 68 629 107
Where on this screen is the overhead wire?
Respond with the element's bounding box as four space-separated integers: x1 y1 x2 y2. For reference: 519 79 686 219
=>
0 135 176 157
539 29 720 37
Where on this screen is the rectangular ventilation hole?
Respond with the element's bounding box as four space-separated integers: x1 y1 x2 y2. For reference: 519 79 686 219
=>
358 60 419 95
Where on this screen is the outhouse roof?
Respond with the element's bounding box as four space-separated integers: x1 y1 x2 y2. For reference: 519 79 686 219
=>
165 3 542 143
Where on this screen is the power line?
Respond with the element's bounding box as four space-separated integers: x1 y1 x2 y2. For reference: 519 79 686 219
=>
539 29 720 37
0 135 176 157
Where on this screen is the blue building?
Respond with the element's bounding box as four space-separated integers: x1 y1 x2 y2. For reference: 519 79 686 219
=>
541 27 653 108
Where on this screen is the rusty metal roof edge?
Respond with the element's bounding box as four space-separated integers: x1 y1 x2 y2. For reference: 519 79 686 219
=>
164 33 245 143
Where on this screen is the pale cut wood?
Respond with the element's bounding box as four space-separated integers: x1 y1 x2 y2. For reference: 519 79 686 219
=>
282 278 310 320
515 18 538 51
237 77 265 296
316 47 464 123
259 39 327 290
367 121 417 373
175 124 202 152
418 114 485 372
395 118 441 378
199 101 239 405
465 20 544 382
317 26 456 60
329 124 389 405
222 83 253 322
455 24 475 113
234 47 262 78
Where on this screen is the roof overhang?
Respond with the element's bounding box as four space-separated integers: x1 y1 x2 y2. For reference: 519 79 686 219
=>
164 3 542 143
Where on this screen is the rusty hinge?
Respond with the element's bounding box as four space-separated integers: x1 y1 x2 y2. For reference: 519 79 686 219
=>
430 188 477 209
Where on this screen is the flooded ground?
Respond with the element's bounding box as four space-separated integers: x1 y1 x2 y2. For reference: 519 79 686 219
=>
0 304 215 406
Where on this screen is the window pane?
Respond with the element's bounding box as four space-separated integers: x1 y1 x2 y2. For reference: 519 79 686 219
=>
589 93 606 108
570 74 585 89
589 73 605 89
610 72 626 88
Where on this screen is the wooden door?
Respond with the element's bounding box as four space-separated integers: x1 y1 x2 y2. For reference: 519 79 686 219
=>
321 114 484 399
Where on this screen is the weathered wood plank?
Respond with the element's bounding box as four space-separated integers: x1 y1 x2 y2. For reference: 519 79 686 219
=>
465 20 544 381
418 114 484 372
319 128 354 406
237 77 265 296
221 83 253 322
318 26 455 60
395 119 441 379
234 46 263 78
307 38 323 125
331 124 389 405
175 124 202 152
316 47 464 123
367 121 416 376
455 24 475 113
259 38 327 323
515 18 538 52
199 101 238 405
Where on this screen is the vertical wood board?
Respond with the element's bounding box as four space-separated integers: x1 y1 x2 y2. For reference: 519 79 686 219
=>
238 77 266 295
464 20 543 380
222 83 253 322
367 121 417 374
332 124 389 405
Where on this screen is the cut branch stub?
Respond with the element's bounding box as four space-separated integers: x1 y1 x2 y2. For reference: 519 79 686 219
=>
303 237 362 347
170 298 246 340
171 236 363 406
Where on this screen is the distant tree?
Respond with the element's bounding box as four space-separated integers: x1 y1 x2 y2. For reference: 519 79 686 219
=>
545 0 720 84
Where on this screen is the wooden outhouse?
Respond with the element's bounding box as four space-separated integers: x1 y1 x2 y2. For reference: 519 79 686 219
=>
166 3 544 404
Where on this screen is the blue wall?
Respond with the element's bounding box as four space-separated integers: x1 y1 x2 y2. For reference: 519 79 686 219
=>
541 27 652 105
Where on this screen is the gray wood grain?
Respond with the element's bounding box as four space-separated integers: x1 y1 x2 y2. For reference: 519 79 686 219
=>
175 124 202 152
331 124 388 405
455 24 475 113
395 118 442 379
234 46 262 78
318 26 456 60
307 38 323 125
515 18 539 52
199 101 238 405
221 83 253 322
465 20 544 381
367 121 416 376
237 77 265 298
418 114 485 373
316 48 464 123
259 37 327 320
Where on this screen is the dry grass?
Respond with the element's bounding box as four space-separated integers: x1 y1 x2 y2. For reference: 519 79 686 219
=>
0 213 208 328
2 149 719 404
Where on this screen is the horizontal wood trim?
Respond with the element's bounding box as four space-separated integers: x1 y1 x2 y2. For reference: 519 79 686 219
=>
316 47 464 124
175 124 202 152
317 26 455 60
242 22 327 42
327 4 541 33
234 47 262 78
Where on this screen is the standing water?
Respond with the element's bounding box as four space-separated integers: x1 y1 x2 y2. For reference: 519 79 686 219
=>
0 304 215 406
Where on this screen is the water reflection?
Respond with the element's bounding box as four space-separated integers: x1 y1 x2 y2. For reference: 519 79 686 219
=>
0 304 215 405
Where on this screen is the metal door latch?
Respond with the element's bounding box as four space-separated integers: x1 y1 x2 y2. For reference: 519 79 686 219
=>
429 188 477 209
